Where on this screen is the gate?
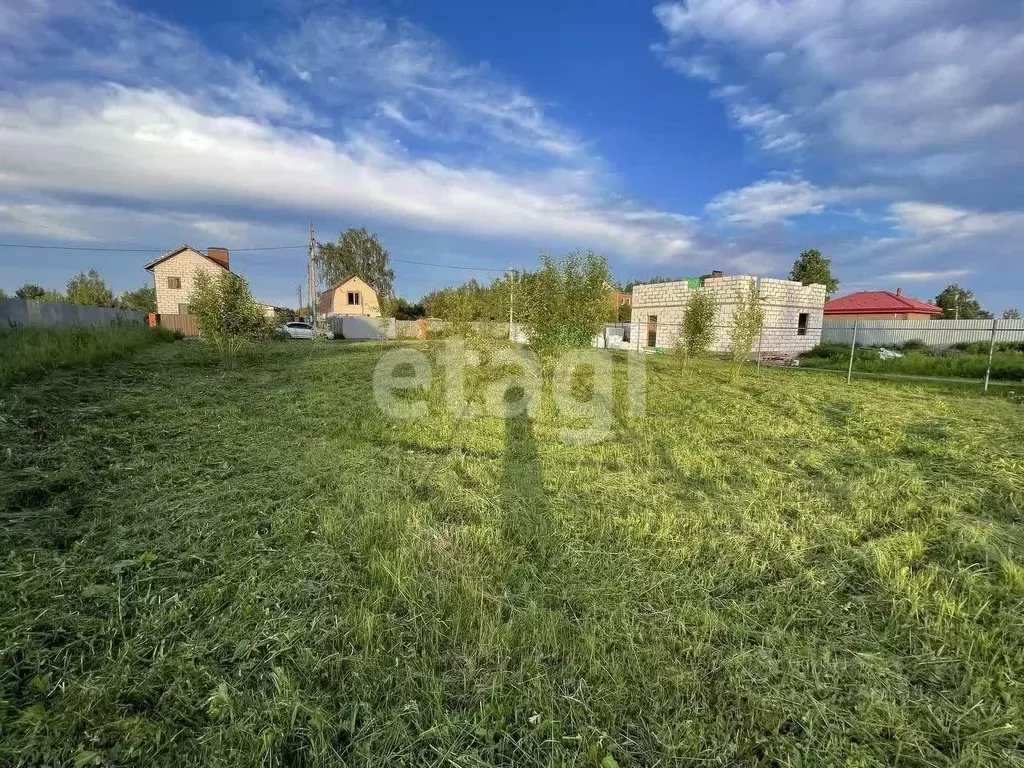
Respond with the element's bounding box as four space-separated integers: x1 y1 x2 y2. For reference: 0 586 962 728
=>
157 313 200 337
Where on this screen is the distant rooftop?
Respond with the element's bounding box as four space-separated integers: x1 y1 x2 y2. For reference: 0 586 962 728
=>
825 290 942 316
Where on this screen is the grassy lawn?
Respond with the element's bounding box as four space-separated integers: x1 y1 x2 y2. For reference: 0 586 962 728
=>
799 342 1024 383
2 338 1023 766
0 325 179 389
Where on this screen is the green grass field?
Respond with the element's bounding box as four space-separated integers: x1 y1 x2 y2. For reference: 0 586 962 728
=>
799 342 1024 383
0 324 179 390
2 336 1023 766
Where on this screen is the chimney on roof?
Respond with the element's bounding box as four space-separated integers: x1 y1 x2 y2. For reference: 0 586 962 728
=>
207 247 230 270
896 287 903 296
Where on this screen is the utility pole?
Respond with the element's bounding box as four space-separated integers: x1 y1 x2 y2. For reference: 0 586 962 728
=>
307 220 317 326
296 283 303 319
508 267 515 341
983 318 998 394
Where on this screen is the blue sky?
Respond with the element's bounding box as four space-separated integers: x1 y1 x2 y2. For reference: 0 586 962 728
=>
1 0 1022 312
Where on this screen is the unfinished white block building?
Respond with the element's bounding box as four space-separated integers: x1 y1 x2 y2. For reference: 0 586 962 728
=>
629 274 827 357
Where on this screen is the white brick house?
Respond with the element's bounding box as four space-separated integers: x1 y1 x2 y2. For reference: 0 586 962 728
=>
144 246 230 315
629 274 826 357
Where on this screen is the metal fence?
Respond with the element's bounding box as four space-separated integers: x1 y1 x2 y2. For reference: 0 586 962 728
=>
822 318 1024 348
805 319 1023 392
1 298 144 328
512 319 1022 392
386 317 1022 393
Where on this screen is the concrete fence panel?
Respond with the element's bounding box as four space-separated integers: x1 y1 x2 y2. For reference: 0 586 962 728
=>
331 316 397 340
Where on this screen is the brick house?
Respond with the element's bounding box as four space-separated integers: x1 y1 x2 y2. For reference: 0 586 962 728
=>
824 289 942 321
319 276 381 318
629 273 826 357
144 246 230 315
609 289 632 313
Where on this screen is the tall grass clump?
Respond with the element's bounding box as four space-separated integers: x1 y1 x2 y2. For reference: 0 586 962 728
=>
799 342 1024 382
0 324 178 389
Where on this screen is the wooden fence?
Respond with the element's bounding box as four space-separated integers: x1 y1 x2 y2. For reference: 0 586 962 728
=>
155 313 200 337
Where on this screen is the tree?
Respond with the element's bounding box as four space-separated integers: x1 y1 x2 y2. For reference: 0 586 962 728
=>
680 289 716 359
189 271 275 366
15 284 63 302
420 274 512 323
728 282 765 380
118 285 157 313
1002 308 1021 320
16 284 46 300
392 298 426 320
934 284 992 320
0 288 6 300
66 270 115 307
790 249 839 297
316 228 395 300
519 250 611 365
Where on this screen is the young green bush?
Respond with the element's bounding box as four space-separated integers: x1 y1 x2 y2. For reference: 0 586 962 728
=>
189 272 276 367
680 289 716 359
728 282 764 378
518 250 611 371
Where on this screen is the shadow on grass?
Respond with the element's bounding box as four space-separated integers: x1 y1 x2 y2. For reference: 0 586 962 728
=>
500 412 555 571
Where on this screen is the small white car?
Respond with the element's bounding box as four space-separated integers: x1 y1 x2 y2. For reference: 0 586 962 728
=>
279 321 334 340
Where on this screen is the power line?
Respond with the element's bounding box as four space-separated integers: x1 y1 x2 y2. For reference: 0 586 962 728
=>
0 243 308 252
311 239 511 273
1 240 515 272
390 257 508 272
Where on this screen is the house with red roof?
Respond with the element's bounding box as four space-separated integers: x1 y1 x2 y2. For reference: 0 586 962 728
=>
824 289 942 322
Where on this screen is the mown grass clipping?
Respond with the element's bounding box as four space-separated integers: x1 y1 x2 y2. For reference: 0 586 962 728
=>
1 337 1022 766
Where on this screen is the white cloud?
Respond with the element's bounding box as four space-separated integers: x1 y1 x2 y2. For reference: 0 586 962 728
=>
716 90 807 153
706 177 824 225
653 0 1024 172
724 250 783 274
888 202 1024 238
0 0 709 265
881 269 972 282
266 13 585 161
705 176 880 226
0 203 100 241
657 52 721 82
0 86 696 259
0 0 304 122
0 197 301 249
